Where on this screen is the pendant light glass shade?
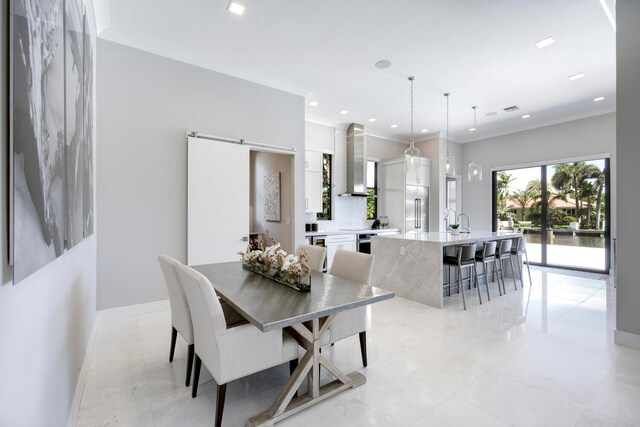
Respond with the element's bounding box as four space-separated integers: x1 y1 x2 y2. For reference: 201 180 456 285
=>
468 156 482 182
442 93 455 175
404 76 421 172
466 107 483 182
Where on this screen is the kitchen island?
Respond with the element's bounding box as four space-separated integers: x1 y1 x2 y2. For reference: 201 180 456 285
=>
371 231 523 308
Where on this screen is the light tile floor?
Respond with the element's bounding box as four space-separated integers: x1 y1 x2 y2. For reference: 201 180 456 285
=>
76 267 640 427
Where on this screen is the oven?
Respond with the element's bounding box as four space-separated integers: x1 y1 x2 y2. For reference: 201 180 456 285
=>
356 233 374 254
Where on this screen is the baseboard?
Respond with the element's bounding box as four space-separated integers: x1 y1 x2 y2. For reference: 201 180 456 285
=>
96 299 170 322
614 329 640 350
66 319 97 427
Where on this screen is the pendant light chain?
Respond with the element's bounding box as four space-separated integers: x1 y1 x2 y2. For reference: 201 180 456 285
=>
445 93 450 156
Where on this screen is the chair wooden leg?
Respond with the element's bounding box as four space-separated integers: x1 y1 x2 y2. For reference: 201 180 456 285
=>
289 358 299 397
169 327 178 362
185 344 194 387
359 331 368 367
192 355 202 398
215 383 227 427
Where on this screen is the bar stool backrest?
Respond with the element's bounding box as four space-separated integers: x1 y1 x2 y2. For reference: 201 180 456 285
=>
498 239 512 255
483 241 497 258
459 244 477 263
511 237 524 252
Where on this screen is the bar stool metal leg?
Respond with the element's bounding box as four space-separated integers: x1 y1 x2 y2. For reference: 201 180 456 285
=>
482 261 491 301
524 248 533 286
493 258 503 296
473 263 482 304
510 256 518 290
458 266 467 310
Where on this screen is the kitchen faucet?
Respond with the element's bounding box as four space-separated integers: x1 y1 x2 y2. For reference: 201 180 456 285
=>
458 213 471 233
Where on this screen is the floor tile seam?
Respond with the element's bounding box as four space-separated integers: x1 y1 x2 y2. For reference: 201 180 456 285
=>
517 343 616 378
577 355 622 427
450 393 516 427
351 393 407 426
511 345 612 381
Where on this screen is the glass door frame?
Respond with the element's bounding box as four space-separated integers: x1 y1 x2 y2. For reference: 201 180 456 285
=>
491 157 611 274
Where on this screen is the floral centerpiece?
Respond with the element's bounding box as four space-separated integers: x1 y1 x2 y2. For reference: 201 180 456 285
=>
239 231 311 292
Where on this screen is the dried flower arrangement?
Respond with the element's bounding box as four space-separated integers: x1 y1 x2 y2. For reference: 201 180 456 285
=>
239 230 311 291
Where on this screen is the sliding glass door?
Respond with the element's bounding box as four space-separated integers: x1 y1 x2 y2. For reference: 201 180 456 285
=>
492 158 610 273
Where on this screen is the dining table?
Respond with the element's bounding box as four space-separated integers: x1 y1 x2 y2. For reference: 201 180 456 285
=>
193 261 395 426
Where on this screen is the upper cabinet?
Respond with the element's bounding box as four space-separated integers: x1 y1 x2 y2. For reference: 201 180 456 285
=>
305 150 323 173
305 150 323 213
405 157 431 187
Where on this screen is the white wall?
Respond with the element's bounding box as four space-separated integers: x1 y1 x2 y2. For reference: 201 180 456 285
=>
615 0 640 347
0 2 98 426
461 113 616 234
250 151 294 252
97 40 305 309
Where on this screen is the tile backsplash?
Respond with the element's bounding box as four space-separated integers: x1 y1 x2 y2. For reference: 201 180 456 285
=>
305 197 370 231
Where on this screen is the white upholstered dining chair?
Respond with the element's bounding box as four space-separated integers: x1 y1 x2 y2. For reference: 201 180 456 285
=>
158 256 248 388
327 250 374 367
296 244 326 272
158 255 196 387
175 264 300 427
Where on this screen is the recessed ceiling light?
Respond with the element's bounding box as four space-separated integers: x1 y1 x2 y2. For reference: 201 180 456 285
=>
522 114 531 119
568 72 585 81
468 127 476 132
421 129 429 133
375 59 392 69
534 36 555 48
308 101 318 107
594 96 605 102
389 124 398 128
367 117 376 122
339 110 348 115
486 112 498 117
226 1 246 16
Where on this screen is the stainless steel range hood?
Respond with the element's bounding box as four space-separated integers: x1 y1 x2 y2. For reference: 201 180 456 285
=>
339 123 369 197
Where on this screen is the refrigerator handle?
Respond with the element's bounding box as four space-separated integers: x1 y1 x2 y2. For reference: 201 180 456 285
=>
415 198 421 229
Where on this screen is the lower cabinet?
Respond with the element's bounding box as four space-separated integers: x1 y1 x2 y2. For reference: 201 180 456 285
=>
326 234 356 270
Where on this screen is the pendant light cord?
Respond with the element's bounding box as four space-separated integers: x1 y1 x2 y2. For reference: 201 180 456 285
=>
445 93 450 156
409 76 415 146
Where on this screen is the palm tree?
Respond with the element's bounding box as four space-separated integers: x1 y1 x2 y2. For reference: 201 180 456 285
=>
496 172 515 220
526 178 567 216
551 162 592 222
509 188 537 221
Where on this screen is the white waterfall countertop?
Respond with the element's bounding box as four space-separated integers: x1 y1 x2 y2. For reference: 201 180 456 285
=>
378 230 522 246
371 230 523 309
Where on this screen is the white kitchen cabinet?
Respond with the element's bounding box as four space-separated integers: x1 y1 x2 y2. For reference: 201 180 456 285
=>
305 150 323 173
325 234 356 270
304 150 323 213
305 170 323 213
405 158 431 186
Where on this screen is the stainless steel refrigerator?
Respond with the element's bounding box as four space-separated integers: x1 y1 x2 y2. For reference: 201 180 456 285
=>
405 185 429 233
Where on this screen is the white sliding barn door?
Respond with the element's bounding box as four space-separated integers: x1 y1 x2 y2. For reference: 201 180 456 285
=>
188 137 249 265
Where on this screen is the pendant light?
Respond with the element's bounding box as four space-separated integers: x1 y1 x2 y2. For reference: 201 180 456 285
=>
443 93 455 175
404 76 420 172
467 106 483 182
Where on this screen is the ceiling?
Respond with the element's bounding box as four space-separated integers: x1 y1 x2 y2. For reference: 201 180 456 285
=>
95 0 616 143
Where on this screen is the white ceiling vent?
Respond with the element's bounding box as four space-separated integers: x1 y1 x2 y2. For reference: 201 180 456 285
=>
503 105 520 113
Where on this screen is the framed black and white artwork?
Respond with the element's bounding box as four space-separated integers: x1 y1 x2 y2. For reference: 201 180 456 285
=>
11 0 66 283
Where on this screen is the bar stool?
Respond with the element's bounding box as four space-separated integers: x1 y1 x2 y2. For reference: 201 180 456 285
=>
475 241 500 300
496 239 517 291
511 237 533 287
443 244 480 310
